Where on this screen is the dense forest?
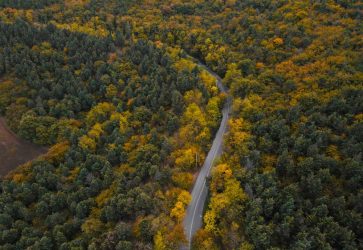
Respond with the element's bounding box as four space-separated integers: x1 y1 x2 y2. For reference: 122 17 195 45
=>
0 0 362 249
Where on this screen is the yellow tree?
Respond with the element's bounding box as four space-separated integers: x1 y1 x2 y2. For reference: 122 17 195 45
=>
200 70 218 95
173 147 196 170
192 229 218 250
86 102 115 126
182 103 209 142
79 135 96 151
88 123 103 139
210 164 232 193
227 118 251 156
183 90 203 106
170 190 191 222
170 201 185 222
205 164 247 237
223 63 242 87
206 96 221 128
172 172 194 190
154 231 167 250
105 84 118 99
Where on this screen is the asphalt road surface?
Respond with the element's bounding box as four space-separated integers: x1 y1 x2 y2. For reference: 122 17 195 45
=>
183 61 232 247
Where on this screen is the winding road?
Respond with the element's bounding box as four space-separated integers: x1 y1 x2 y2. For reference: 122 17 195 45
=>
183 61 232 247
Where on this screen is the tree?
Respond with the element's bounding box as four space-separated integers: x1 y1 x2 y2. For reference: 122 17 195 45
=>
172 172 193 190
79 135 96 151
200 70 218 95
115 241 132 250
170 190 191 222
86 102 116 126
18 111 57 144
191 229 217 250
171 90 184 115
173 147 197 170
154 231 166 250
206 96 221 129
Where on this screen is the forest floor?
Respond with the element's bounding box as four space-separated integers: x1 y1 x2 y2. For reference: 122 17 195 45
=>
0 117 47 177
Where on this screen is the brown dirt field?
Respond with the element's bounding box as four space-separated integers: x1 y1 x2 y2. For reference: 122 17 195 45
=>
0 117 47 177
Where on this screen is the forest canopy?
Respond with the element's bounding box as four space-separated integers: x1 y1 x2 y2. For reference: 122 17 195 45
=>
0 0 362 249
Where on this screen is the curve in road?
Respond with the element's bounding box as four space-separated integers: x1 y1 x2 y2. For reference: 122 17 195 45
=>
183 61 232 247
